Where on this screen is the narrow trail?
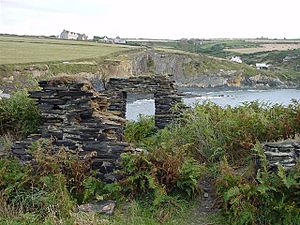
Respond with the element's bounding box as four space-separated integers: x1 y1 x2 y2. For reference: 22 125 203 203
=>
188 177 223 225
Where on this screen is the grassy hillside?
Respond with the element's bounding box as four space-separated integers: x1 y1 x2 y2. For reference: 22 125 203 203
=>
1 36 299 93
0 35 133 64
136 38 300 58
0 35 141 92
135 39 299 68
139 39 300 83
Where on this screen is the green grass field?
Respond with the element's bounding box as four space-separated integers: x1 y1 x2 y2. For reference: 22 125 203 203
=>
0 35 133 64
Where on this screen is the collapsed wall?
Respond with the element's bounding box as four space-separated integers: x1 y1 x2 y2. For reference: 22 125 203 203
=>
11 75 183 182
263 140 300 170
12 78 129 182
105 75 182 129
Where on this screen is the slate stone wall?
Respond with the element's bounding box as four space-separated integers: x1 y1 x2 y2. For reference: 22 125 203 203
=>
105 75 182 129
12 79 130 182
263 140 300 170
11 75 183 182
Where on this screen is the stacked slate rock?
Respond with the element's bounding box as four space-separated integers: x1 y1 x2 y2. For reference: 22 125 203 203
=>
105 75 183 129
11 75 184 182
12 78 130 182
154 76 182 129
263 140 300 170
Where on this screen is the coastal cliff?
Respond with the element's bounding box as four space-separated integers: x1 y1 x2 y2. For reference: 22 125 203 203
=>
99 50 294 89
0 49 298 92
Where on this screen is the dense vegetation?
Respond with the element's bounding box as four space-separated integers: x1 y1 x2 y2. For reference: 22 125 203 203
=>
124 101 300 224
1 92 300 224
0 91 40 137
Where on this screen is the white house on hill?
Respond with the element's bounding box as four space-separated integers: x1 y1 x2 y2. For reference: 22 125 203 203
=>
256 63 270 70
60 30 88 40
114 36 127 44
230 56 242 63
96 36 127 44
97 36 114 43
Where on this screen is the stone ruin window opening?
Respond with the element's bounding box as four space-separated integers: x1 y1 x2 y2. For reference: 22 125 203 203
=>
126 92 155 121
11 75 183 183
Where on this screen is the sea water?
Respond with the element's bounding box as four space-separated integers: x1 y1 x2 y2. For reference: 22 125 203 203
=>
126 89 300 121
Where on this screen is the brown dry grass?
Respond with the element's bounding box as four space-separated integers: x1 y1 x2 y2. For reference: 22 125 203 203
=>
245 39 300 43
47 75 94 88
225 43 300 54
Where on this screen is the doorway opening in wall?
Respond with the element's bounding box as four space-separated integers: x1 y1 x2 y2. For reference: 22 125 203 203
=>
125 93 155 121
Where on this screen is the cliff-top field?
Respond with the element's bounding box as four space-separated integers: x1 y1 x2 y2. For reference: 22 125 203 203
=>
224 43 300 54
0 35 133 64
1 35 300 93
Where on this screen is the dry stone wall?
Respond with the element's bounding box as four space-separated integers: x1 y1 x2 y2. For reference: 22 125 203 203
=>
263 140 300 170
11 75 183 182
12 79 129 182
105 75 182 129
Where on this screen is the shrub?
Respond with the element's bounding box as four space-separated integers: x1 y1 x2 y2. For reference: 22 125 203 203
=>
179 101 300 163
124 115 156 145
0 139 92 222
131 101 300 164
82 176 122 203
216 144 300 225
122 102 300 223
120 148 205 204
0 91 40 137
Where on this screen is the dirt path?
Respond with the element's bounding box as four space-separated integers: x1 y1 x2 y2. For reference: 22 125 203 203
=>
187 177 224 225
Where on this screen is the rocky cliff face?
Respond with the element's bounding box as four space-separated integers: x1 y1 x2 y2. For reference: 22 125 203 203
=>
0 49 295 92
99 50 291 89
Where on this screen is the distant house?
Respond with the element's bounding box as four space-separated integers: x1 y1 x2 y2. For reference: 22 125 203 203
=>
256 63 270 70
77 33 88 41
283 55 299 62
96 36 113 43
59 29 88 40
95 36 127 44
102 36 113 43
230 56 242 63
113 36 127 44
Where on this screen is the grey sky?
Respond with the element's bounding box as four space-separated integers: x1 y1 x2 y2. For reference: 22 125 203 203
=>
0 0 299 39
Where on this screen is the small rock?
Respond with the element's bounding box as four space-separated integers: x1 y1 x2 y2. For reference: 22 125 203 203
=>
78 200 116 215
135 148 148 154
204 192 209 198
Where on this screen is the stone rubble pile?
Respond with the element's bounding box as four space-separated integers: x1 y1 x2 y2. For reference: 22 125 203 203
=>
263 140 300 170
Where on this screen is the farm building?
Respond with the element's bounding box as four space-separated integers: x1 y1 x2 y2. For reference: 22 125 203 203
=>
256 63 270 70
230 56 242 63
114 36 127 44
59 30 88 40
94 36 127 44
97 36 114 43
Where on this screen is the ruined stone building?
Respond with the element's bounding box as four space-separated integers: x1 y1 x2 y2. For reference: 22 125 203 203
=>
12 75 183 182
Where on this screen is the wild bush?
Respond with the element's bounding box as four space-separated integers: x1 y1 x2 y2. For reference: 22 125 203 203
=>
122 102 300 224
0 91 40 137
177 101 300 163
216 144 300 225
124 115 156 145
82 176 122 203
0 139 92 222
127 101 300 164
120 148 205 204
1 138 199 224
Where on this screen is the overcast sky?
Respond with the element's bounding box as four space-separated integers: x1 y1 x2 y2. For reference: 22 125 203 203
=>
0 0 299 39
